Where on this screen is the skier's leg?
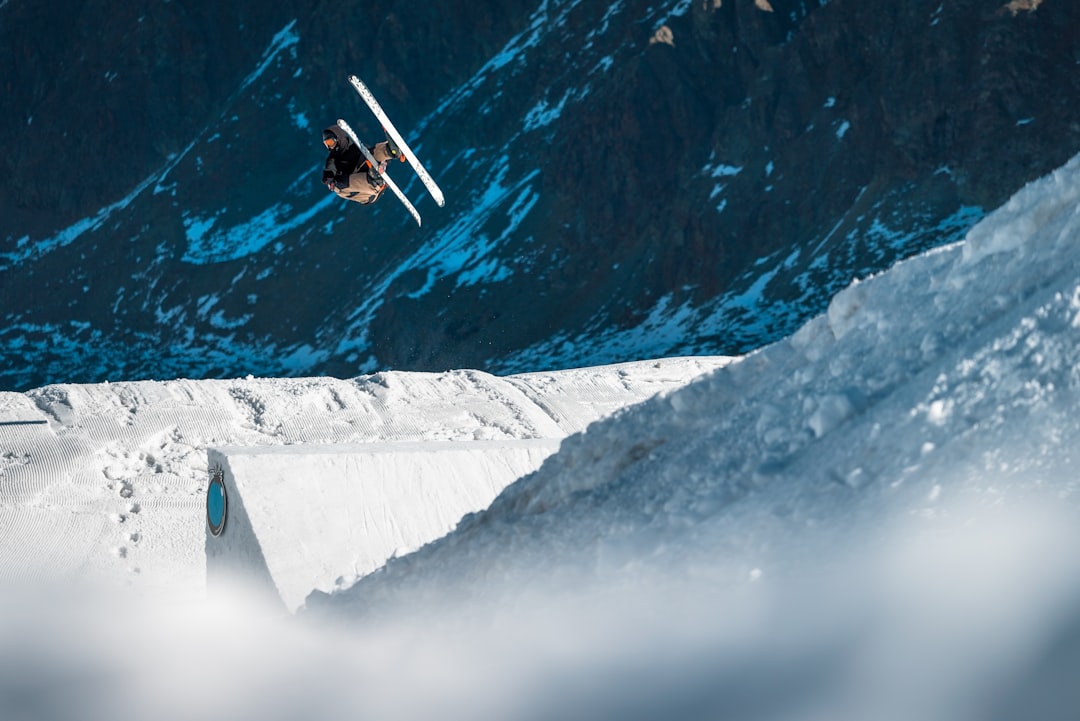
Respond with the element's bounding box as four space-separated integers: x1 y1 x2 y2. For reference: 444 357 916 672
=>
371 141 403 164
339 169 385 205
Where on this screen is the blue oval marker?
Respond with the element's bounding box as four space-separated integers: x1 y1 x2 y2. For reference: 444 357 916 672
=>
207 468 227 537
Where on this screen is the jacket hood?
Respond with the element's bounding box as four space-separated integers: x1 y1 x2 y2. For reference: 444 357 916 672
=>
323 125 351 152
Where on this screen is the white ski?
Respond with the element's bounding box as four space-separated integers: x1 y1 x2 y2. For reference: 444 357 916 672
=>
348 74 445 208
336 118 422 227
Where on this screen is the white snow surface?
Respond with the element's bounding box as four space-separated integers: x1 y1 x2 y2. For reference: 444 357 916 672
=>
5 153 1080 719
0 359 724 595
206 439 564 613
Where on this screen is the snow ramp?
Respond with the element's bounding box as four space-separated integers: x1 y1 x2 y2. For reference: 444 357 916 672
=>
206 440 560 612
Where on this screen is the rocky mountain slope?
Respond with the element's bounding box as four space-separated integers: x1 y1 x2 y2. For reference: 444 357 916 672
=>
2 0 1077 390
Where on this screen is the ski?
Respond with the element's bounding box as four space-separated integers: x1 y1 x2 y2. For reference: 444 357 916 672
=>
336 118 422 227
348 75 445 208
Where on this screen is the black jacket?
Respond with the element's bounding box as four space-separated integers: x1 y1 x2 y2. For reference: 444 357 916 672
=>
322 125 363 188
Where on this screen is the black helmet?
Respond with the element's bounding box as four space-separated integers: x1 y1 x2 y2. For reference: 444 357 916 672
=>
322 129 337 150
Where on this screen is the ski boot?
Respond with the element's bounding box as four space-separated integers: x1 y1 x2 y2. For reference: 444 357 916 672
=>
366 159 388 189
384 128 406 162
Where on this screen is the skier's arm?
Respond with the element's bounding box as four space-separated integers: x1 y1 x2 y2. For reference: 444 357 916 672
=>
323 156 339 189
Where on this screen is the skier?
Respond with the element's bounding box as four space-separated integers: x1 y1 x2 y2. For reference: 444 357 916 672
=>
320 124 404 205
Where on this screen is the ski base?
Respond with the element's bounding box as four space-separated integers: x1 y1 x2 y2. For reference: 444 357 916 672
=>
348 75 445 208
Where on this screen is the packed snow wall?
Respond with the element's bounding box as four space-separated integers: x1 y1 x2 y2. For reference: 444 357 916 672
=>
205 440 560 612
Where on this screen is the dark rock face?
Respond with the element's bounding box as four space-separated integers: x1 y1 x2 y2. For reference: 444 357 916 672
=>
1 0 1078 390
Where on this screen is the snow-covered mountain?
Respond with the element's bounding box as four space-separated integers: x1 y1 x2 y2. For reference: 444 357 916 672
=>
3 149 1080 720
3 0 1078 390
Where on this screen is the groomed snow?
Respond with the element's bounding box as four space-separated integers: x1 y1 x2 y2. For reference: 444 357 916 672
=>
0 358 727 596
4 151 1080 719
207 439 564 612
